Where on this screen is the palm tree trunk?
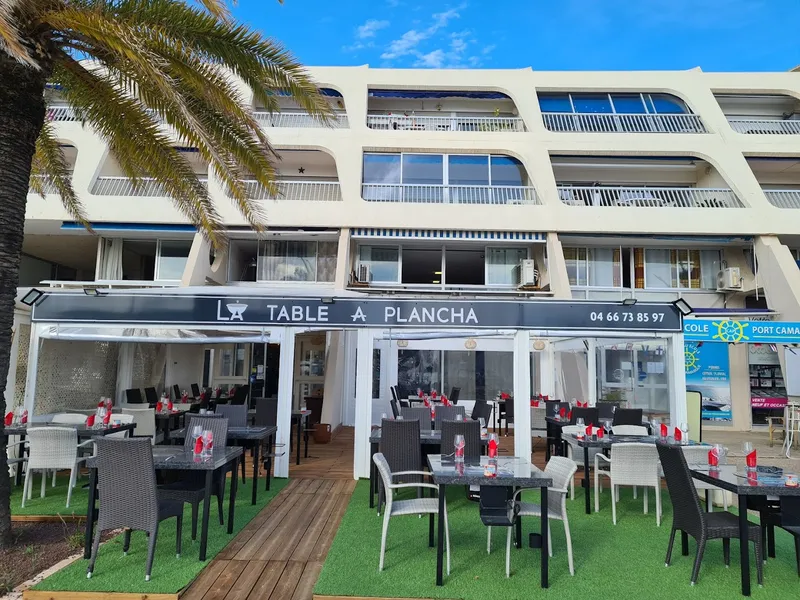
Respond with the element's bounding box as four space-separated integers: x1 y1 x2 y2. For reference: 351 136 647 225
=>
0 55 48 549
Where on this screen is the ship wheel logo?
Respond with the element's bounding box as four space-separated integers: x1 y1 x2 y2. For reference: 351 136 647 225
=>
711 319 749 343
684 345 700 375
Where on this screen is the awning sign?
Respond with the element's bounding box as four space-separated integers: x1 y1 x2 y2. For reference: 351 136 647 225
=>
684 319 800 344
32 293 683 332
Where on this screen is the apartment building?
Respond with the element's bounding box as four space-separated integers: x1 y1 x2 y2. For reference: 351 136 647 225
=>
12 66 800 475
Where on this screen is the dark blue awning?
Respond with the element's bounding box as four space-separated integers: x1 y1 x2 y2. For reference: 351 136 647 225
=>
368 89 510 100
273 88 342 98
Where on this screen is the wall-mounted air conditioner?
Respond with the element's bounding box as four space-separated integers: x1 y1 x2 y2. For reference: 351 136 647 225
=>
716 267 742 291
357 264 372 284
514 259 538 288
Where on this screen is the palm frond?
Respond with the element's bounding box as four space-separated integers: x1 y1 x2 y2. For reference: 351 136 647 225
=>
0 0 40 67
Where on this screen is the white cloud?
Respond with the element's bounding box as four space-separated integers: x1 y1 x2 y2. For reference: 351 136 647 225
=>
414 49 446 68
380 4 464 60
481 44 496 55
357 19 390 39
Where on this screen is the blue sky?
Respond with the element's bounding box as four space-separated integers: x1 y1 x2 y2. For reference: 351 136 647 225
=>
230 0 796 72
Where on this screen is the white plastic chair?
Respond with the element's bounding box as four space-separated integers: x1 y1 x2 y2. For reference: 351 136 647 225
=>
487 456 578 577
122 408 157 444
372 452 450 574
594 442 661 525
681 445 729 511
22 427 93 508
561 425 601 500
51 413 90 425
611 425 649 436
106 414 135 439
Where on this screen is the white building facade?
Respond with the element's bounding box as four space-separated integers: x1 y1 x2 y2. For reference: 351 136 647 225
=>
12 66 800 476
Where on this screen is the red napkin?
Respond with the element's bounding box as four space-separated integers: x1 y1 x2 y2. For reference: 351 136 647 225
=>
660 423 668 437
431 390 437 399
21 410 28 424
488 438 498 458
167 401 174 411
229 388 236 398
102 412 111 425
567 410 572 422
673 427 682 442
215 387 222 398
418 390 424 398
156 401 163 413
746 450 757 469
559 407 566 418
181 393 188 403
585 424 593 436
597 427 604 439
86 414 95 427
194 437 203 454
97 401 104 408
423 397 430 408
4 412 12 426
500 392 510 400
708 448 719 467
442 395 449 406
543 395 549 401
531 400 540 407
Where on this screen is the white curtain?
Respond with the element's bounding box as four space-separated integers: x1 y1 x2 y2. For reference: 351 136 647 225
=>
100 239 124 280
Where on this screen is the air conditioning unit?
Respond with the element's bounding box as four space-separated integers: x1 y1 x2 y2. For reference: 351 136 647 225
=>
716 267 742 291
357 264 372 284
514 259 538 287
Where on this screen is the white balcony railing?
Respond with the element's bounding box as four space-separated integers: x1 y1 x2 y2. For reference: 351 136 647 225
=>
727 118 800 135
42 280 181 290
254 111 348 128
764 190 800 209
91 176 208 196
362 184 538 205
366 114 525 132
46 106 78 122
243 180 342 201
558 186 744 208
542 112 706 133
28 175 65 194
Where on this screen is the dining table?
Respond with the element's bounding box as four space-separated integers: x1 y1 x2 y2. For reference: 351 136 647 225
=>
83 445 242 562
170 425 277 504
690 464 800 596
426 454 553 588
247 408 312 466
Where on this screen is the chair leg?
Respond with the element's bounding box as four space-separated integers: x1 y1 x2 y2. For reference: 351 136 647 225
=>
487 526 492 554
40 469 46 498
643 486 648 514
505 527 512 577
593 471 600 513
548 525 553 558
87 524 103 578
611 485 617 525
443 501 451 576
723 538 730 567
240 455 246 484
216 492 224 526
176 515 183 558
52 469 56 487
655 485 662 527
665 528 677 566
123 529 132 554
754 534 764 586
563 516 575 575
691 539 706 585
378 512 390 571
145 524 159 582
66 466 77 508
767 525 776 559
633 486 638 500
191 502 198 541
21 468 31 508
794 535 800 576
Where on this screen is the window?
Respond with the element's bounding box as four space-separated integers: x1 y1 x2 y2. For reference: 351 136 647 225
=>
219 344 246 377
486 247 527 285
564 248 621 287
572 94 613 114
363 153 525 188
448 155 489 185
644 249 720 289
156 240 192 281
611 94 647 114
257 240 336 282
363 153 401 184
359 245 399 283
538 94 572 113
490 156 525 187
539 92 689 115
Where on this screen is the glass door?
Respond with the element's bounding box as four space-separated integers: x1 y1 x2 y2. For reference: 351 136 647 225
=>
294 334 326 409
249 343 281 399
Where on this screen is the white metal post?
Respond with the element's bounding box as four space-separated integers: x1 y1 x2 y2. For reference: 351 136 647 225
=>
668 332 687 427
587 338 598 405
513 330 532 460
23 323 44 415
539 342 555 398
115 343 134 406
274 327 295 478
353 328 374 480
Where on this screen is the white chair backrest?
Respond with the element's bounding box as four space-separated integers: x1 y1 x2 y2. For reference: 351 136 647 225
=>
52 413 89 425
612 425 649 436
106 414 135 438
561 425 583 436
531 407 547 429
26 427 78 469
66 409 96 416
609 442 659 485
544 456 578 492
122 408 156 439
681 445 713 466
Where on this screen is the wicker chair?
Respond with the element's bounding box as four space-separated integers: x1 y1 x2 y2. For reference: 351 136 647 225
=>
611 425 649 436
656 442 763 585
434 406 466 430
569 407 599 426
377 418 423 515
439 419 481 458
215 404 248 481
498 398 515 436
449 387 461 404
373 453 450 574
488 456 578 576
51 413 89 425
145 387 160 405
680 446 729 511
597 402 617 420
87 438 184 581
122 408 157 444
22 427 94 508
191 383 201 398
158 416 229 540
531 407 547 451
400 407 431 427
125 388 145 404
107 414 135 438
231 385 250 406
389 399 400 419
613 408 643 426
594 442 662 525
560 425 601 500
471 399 492 424
777 497 800 575
254 397 284 489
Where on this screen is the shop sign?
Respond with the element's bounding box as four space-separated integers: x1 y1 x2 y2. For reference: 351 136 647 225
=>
684 319 800 344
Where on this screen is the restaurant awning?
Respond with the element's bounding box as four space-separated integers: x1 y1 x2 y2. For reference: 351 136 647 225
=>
38 325 273 344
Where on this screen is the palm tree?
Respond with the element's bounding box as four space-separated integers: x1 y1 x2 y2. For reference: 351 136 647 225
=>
0 0 333 548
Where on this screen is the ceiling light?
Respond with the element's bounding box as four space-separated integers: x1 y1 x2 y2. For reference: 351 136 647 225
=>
621 298 637 306
672 298 693 316
20 288 44 307
83 288 107 297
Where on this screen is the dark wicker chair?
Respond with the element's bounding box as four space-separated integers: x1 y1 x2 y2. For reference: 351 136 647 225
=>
399 399 410 408
159 416 230 540
390 386 399 403
389 399 400 419
144 387 160 406
613 408 643 427
570 407 599 426
656 442 763 585
434 406 466 430
255 397 284 489
401 407 431 427
191 383 201 398
378 418 422 515
781 497 800 575
87 438 184 581
215 404 249 482
172 384 181 402
439 419 481 458
231 385 249 406
471 399 492 423
498 398 516 435
597 402 617 421
449 387 461 405
125 388 145 404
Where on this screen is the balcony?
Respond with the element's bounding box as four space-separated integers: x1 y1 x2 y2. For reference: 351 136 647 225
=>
366 114 524 132
254 111 348 129
728 119 800 135
243 180 342 202
763 190 800 208
558 186 743 208
541 112 705 134
362 184 538 205
716 93 800 135
91 176 208 196
747 157 800 208
46 105 77 122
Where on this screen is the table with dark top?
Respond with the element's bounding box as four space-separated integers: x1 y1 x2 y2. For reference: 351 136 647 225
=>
170 425 277 504
247 408 312 466
83 445 242 562
368 428 489 509
154 410 185 443
545 416 653 461
690 464 800 596
427 454 553 588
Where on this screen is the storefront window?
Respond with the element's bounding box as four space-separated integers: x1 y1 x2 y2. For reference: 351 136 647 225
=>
219 344 246 377
644 249 720 289
598 342 670 415
564 247 621 287
749 344 786 425
486 247 527 285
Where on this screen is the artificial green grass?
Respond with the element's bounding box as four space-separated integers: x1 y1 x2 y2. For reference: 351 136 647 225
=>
32 477 287 594
10 474 89 518
315 481 799 599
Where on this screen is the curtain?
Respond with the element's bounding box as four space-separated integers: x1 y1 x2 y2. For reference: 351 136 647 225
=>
634 248 645 289
100 239 124 280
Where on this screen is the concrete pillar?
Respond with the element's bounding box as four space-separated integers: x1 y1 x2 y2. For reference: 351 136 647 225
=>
669 332 688 427
587 338 598 406
513 331 532 460
353 328 374 479
275 327 296 478
321 330 344 429
334 228 351 290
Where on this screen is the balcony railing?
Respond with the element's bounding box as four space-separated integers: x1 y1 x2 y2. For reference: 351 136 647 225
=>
557 186 744 208
46 106 78 122
91 176 208 196
243 180 342 201
28 175 65 194
542 112 706 133
764 190 800 209
362 184 538 205
727 118 800 135
42 280 180 289
254 111 348 128
366 114 525 132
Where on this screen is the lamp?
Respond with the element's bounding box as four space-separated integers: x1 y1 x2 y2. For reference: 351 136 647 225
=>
83 288 106 297
321 297 335 305
621 298 637 306
20 288 44 307
672 298 693 316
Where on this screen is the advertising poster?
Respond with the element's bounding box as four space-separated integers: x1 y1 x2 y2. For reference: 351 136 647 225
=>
684 342 732 421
